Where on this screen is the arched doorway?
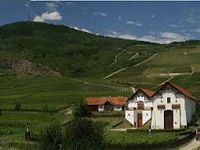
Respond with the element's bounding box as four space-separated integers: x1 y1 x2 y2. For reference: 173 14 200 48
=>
137 101 144 110
164 110 173 129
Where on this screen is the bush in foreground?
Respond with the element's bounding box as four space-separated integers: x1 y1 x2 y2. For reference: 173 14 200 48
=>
40 123 62 150
63 118 105 150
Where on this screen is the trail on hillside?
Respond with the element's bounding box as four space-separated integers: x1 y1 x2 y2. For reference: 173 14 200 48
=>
103 67 128 79
146 72 191 77
151 76 174 89
129 52 139 61
108 49 128 66
133 53 158 67
103 53 158 79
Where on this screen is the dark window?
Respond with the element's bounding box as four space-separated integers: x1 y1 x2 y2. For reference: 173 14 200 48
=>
167 97 171 103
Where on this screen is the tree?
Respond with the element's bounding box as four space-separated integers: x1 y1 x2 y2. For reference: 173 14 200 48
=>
74 102 89 118
63 118 105 150
14 102 21 111
40 123 62 150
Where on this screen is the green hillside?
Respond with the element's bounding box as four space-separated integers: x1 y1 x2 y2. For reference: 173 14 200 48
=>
0 21 162 78
0 21 199 110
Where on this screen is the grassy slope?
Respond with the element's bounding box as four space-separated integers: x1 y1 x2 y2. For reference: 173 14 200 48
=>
0 77 131 110
110 42 200 98
0 21 160 77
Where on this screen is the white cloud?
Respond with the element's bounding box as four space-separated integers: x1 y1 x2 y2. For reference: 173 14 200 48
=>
46 2 58 11
33 11 62 22
69 26 92 34
33 16 45 22
126 21 142 26
160 32 186 41
93 12 108 17
107 31 188 44
41 11 62 20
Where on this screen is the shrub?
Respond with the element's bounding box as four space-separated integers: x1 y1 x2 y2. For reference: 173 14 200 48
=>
40 123 62 150
74 102 89 118
63 118 105 150
14 102 21 111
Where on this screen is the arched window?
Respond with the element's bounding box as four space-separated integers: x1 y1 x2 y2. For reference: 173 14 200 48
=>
137 101 144 110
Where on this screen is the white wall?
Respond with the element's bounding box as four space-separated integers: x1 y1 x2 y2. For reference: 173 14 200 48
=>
142 110 152 125
128 92 153 110
125 110 135 125
114 106 122 111
98 105 104 112
151 89 190 129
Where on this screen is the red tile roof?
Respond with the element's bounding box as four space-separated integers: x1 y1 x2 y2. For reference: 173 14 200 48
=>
85 97 128 106
152 82 197 101
166 82 197 101
129 88 155 99
140 88 155 98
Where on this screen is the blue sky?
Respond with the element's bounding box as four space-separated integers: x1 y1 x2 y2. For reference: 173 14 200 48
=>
0 1 200 43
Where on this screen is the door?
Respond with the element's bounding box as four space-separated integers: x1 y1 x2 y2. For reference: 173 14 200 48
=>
137 113 143 127
164 110 173 129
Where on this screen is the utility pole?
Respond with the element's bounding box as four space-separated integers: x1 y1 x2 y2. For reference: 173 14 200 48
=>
25 0 31 21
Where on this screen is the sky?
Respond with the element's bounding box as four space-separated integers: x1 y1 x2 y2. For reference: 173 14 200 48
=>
0 1 200 43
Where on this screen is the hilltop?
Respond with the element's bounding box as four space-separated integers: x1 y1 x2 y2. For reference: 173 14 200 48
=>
0 21 162 78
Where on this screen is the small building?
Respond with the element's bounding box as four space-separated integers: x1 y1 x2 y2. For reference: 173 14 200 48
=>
125 88 154 127
85 97 128 112
151 82 197 129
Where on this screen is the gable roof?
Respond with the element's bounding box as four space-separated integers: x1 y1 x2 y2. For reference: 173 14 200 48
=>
129 88 155 100
85 97 128 106
152 82 197 101
140 88 155 98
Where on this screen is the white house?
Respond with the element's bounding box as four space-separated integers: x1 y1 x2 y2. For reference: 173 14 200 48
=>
125 88 154 127
151 82 197 129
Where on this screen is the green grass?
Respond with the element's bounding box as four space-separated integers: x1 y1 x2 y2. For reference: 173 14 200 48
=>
105 132 178 145
0 77 130 110
88 117 124 129
0 112 53 123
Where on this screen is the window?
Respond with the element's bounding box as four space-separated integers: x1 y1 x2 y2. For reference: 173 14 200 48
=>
167 97 171 103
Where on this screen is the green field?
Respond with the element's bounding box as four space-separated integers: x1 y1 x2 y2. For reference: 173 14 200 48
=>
0 77 131 110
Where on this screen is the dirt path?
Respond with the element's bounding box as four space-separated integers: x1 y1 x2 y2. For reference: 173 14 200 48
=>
103 53 158 79
103 67 128 79
179 138 200 150
133 53 158 67
108 49 128 66
129 52 139 61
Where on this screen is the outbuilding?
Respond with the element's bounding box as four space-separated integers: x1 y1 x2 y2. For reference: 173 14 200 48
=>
151 82 197 129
